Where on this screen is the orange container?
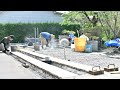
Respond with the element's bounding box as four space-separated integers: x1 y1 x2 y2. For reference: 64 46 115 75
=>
74 38 86 52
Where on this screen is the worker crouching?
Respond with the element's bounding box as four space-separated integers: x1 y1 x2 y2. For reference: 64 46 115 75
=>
39 32 54 49
0 35 14 53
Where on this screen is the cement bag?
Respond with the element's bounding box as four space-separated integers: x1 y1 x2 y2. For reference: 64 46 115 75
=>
0 43 5 51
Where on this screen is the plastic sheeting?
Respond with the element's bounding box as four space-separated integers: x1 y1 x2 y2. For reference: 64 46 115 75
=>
105 38 120 47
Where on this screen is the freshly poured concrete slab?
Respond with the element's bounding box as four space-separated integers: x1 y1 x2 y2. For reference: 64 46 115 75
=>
11 52 79 79
18 49 99 72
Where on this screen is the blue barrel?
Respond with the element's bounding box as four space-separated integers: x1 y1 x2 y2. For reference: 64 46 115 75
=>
85 44 92 53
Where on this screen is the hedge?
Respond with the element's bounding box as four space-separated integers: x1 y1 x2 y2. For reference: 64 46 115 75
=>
0 23 80 43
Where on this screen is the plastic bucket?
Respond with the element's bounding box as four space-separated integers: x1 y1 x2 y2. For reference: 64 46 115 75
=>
0 43 5 51
74 38 86 52
34 45 40 51
71 44 75 51
11 45 17 52
85 44 92 53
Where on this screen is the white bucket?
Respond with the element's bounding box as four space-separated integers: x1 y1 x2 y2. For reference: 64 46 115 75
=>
34 45 40 51
71 44 75 51
0 43 5 51
43 45 46 49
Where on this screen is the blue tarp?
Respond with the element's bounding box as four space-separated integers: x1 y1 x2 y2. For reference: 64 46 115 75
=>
105 38 120 47
115 38 120 42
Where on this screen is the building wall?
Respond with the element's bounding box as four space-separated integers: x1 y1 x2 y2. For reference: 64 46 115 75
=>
0 11 63 23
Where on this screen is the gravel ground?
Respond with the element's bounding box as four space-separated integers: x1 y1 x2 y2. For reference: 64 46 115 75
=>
24 46 120 69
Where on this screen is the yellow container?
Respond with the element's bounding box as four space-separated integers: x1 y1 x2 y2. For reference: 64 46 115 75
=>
74 38 86 52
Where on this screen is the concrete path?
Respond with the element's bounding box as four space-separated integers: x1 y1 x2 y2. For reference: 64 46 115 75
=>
0 51 41 79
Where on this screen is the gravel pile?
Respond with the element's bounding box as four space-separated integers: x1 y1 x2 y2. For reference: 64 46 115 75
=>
24 46 120 69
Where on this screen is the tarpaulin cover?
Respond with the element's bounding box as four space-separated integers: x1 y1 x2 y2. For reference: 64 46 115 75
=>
105 38 120 47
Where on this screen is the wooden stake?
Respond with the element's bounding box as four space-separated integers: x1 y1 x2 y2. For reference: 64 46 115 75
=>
64 46 66 60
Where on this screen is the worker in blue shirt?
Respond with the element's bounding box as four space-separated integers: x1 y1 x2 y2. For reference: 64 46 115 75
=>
39 32 52 48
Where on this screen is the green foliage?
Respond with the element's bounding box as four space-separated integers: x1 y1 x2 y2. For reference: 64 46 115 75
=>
0 23 80 43
62 29 76 35
69 31 76 35
0 23 6 39
101 33 113 41
62 29 68 35
61 11 120 40
61 11 94 30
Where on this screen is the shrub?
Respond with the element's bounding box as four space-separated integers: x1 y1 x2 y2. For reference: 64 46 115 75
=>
0 23 80 43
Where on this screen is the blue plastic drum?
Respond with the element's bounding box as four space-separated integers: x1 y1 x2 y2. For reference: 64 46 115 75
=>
85 44 92 53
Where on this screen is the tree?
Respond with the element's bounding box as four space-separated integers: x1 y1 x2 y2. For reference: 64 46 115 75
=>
61 11 120 40
61 11 100 37
98 11 120 40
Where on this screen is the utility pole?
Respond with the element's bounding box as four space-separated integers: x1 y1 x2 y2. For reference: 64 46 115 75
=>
34 27 37 44
37 27 39 38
